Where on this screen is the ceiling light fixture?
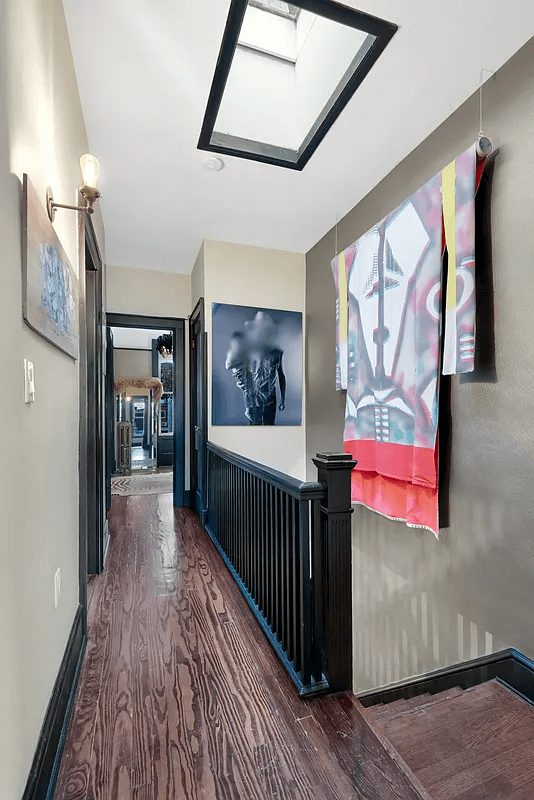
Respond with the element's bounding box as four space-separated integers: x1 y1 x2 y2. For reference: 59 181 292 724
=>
202 155 226 171
46 154 101 222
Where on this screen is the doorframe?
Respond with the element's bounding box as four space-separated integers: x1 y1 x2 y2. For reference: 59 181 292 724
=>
106 312 186 508
189 298 207 519
78 211 106 622
85 221 106 576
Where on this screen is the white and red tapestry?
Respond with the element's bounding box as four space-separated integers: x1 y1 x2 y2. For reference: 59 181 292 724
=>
332 144 484 536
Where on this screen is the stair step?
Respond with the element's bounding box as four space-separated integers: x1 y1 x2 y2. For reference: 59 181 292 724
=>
311 692 432 799
378 679 534 799
369 687 464 724
370 693 431 722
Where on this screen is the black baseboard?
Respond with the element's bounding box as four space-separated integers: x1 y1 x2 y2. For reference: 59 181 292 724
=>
357 647 534 708
22 604 86 800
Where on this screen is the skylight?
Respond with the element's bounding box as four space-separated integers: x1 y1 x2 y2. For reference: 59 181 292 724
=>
249 0 301 20
198 0 397 170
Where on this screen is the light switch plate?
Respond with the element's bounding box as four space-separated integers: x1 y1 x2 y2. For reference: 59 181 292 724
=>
24 359 36 403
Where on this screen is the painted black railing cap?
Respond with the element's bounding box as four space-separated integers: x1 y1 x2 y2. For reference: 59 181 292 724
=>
207 442 325 500
313 452 357 469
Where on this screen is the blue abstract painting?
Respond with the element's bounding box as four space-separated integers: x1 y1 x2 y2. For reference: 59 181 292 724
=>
22 175 79 359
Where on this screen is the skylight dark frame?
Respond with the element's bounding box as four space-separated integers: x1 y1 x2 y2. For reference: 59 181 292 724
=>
198 0 398 170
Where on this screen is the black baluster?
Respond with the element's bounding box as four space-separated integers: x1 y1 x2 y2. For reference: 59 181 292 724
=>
291 498 300 666
280 492 287 652
299 499 311 687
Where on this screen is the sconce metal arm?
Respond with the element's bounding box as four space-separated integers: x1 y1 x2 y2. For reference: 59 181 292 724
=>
46 185 101 222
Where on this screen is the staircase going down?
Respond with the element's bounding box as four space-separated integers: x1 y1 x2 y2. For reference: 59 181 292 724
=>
359 679 534 799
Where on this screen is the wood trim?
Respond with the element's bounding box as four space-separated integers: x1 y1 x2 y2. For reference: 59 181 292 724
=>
106 313 186 507
357 647 534 708
78 207 88 621
106 312 182 329
85 218 105 575
189 298 207 516
22 605 85 800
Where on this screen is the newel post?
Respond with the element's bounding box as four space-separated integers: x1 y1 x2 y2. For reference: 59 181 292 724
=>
312 452 357 691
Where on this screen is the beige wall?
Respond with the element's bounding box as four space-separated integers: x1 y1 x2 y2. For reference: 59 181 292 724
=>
191 242 205 311
306 38 534 694
106 263 191 318
107 265 191 490
204 240 307 480
114 348 152 379
0 0 105 796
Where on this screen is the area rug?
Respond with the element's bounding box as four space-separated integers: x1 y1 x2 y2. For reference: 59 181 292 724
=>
112 471 173 496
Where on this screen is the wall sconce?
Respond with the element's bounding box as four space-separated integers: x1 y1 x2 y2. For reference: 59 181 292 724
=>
46 154 101 222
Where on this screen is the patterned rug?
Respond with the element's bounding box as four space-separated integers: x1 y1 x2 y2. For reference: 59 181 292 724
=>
112 471 173 496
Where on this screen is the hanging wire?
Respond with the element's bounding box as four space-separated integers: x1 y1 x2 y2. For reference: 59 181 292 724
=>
479 74 484 138
334 214 340 260
477 68 495 157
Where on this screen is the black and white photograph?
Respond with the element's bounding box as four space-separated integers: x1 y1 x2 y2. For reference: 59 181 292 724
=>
212 302 302 426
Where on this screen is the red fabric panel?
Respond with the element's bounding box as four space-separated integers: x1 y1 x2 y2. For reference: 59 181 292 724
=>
350 468 439 536
343 439 437 489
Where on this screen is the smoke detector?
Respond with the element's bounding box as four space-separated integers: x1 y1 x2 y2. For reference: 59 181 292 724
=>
202 155 225 172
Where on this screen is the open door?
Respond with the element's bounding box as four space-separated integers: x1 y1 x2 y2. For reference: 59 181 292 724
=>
189 299 207 517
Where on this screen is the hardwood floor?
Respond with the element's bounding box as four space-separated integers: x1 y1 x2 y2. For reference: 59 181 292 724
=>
55 495 425 800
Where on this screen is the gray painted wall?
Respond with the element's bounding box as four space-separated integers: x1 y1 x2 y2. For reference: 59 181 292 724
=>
114 347 153 379
306 38 534 693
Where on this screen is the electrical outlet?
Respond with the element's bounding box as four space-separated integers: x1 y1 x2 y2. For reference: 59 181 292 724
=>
54 568 61 608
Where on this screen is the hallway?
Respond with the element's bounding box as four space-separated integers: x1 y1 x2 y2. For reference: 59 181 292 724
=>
55 495 419 800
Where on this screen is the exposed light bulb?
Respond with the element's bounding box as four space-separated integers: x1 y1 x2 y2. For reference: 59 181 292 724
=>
80 154 100 189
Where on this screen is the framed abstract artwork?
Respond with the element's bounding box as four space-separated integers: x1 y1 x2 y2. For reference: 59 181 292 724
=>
212 302 302 426
22 174 79 360
160 361 173 394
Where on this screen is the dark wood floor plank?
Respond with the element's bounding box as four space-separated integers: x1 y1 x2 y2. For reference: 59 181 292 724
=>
304 694 432 800
56 495 426 800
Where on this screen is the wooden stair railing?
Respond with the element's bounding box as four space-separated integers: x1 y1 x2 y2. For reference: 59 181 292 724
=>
205 443 356 696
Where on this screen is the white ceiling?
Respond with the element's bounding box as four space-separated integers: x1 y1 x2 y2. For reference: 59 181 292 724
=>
63 0 534 275
110 327 171 349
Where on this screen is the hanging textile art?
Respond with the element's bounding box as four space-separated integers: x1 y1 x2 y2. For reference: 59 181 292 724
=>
332 144 483 536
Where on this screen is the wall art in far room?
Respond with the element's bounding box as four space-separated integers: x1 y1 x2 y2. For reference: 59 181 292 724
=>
212 302 302 426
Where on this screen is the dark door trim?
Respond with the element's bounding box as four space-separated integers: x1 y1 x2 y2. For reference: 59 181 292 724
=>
78 211 106 617
84 218 106 576
78 211 88 621
106 312 186 507
189 298 207 519
105 326 115 510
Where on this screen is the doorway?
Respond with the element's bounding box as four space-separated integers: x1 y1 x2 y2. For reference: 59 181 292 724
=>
106 313 185 507
80 216 107 580
189 298 207 517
